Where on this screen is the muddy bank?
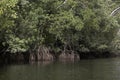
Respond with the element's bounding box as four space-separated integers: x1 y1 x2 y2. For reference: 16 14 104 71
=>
80 51 118 59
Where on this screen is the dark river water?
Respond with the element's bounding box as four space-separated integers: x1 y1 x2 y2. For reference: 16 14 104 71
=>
0 58 120 80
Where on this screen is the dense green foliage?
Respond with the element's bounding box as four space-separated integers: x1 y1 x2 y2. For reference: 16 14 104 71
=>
0 0 120 61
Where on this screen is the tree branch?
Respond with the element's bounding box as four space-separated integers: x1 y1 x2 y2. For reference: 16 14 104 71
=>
110 7 120 16
57 0 68 9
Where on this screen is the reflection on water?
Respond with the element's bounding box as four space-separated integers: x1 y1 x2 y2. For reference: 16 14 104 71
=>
0 58 120 80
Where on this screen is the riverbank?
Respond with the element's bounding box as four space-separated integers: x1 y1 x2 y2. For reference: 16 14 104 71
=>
0 50 119 64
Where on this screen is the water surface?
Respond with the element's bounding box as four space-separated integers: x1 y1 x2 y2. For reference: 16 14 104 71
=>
0 58 120 80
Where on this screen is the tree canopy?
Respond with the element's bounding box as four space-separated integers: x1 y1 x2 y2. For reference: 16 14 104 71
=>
0 0 120 61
